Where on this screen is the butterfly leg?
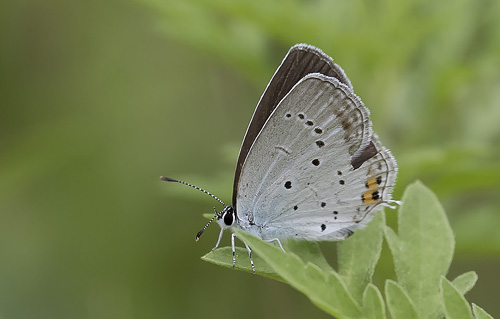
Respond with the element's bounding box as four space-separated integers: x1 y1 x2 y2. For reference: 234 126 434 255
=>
243 242 256 274
212 228 224 251
231 232 236 268
264 238 286 252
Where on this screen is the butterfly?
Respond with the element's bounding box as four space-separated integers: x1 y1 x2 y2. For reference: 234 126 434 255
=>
162 44 399 274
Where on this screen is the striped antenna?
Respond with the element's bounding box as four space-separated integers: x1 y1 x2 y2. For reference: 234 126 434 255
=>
160 176 226 206
195 208 218 242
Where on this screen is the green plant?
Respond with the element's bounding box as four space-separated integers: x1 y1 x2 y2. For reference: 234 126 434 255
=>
202 181 493 318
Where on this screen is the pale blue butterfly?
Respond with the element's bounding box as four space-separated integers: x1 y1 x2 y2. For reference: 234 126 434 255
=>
162 44 399 274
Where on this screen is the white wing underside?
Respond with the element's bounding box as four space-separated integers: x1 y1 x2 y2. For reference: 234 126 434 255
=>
235 73 397 241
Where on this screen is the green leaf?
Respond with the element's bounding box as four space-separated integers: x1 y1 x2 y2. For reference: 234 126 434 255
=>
235 229 361 318
201 247 283 282
202 213 213 220
451 271 478 295
200 182 497 318
338 211 385 300
441 277 472 319
385 181 454 318
472 303 494 319
385 280 418 319
361 284 386 319
282 240 333 272
384 225 401 255
200 238 332 280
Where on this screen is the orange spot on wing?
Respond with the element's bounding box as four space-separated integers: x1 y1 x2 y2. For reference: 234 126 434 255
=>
362 189 379 205
365 177 379 190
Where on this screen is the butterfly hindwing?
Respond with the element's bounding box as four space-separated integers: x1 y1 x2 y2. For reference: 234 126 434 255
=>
235 73 396 241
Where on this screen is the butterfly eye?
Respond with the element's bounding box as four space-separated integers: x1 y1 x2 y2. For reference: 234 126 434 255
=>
223 210 234 226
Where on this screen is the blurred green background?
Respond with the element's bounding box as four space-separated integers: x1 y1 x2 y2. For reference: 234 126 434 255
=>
1 0 499 318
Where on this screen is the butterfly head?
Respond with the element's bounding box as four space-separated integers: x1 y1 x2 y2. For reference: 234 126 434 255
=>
217 205 236 228
195 205 235 242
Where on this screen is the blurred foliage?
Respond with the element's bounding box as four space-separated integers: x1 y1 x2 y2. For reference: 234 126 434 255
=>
0 0 499 318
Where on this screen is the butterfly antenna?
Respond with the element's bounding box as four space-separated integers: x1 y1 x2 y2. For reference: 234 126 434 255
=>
195 208 218 242
160 176 226 206
161 177 223 242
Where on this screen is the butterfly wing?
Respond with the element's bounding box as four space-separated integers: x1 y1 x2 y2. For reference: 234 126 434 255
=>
233 44 352 207
235 73 397 241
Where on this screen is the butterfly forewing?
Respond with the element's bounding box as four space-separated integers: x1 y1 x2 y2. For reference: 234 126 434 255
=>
233 44 352 207
235 74 397 241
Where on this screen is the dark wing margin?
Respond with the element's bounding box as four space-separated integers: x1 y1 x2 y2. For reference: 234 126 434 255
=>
351 140 378 169
232 44 352 207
